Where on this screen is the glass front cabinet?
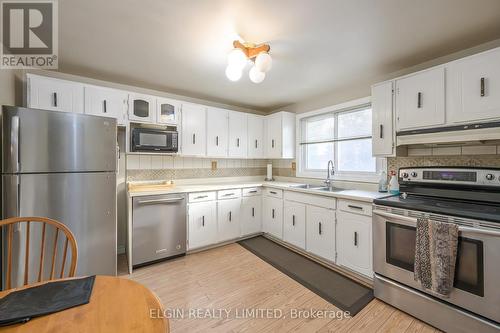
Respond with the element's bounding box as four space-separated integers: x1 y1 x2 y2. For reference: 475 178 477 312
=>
157 98 180 125
128 93 156 123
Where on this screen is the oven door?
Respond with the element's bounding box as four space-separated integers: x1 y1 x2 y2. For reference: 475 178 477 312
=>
373 210 500 323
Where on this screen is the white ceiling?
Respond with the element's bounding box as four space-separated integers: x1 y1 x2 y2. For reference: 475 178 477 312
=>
59 0 500 112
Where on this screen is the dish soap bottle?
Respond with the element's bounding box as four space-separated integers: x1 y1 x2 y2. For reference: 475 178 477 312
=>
389 171 400 195
378 171 388 193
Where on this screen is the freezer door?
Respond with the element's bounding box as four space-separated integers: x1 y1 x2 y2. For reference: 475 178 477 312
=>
2 106 117 173
2 172 116 286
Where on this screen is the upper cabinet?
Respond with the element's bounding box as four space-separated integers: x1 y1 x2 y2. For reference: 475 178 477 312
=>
156 97 180 125
247 114 265 158
84 86 128 126
27 74 84 113
266 111 296 159
371 81 394 156
395 67 445 131
181 103 206 156
447 47 500 123
128 93 155 123
206 107 229 157
228 111 248 158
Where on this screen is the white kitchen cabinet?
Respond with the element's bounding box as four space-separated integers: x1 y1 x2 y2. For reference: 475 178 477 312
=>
447 47 500 123
306 206 335 262
283 201 306 249
337 210 372 277
263 196 283 239
395 67 445 131
241 195 262 236
188 201 217 250
247 114 265 158
217 198 241 242
84 86 128 125
228 111 248 158
371 81 394 156
206 107 229 157
128 93 156 123
265 111 295 158
157 97 180 125
181 103 206 156
27 74 84 113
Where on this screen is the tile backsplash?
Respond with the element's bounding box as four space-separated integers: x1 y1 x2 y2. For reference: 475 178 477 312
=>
388 154 500 172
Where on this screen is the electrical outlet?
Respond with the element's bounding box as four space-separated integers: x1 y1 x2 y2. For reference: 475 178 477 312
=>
291 162 296 171
211 161 217 170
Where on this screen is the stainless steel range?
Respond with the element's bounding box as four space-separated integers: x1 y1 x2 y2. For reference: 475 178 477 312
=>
372 167 500 333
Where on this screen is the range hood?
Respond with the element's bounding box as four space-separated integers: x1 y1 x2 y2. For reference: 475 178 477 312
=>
396 121 500 146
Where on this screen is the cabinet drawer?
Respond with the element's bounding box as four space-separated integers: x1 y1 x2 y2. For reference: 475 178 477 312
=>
338 200 372 216
217 189 241 200
264 188 282 198
284 191 336 210
242 187 262 197
189 191 216 203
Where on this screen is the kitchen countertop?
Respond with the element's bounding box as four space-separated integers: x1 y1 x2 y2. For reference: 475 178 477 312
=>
127 180 391 203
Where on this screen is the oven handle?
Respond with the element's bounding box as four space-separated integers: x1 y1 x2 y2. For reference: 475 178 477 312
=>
373 210 500 237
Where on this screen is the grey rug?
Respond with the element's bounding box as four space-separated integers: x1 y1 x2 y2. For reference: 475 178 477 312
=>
238 236 373 316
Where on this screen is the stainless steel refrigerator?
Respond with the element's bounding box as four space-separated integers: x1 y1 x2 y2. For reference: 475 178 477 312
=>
1 106 117 288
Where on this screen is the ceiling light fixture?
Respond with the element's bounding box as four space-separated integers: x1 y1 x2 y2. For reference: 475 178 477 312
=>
225 40 271 84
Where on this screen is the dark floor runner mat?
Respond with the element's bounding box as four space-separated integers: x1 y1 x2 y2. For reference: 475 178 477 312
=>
238 236 373 316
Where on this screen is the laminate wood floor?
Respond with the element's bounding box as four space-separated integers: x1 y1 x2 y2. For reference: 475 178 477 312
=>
118 243 440 333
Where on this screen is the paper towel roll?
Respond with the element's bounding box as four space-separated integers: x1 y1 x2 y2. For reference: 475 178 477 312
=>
266 164 273 180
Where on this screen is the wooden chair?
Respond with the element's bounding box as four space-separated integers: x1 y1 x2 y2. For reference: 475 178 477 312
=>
0 217 78 290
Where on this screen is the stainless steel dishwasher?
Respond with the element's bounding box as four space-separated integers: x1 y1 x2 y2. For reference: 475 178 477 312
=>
132 193 186 267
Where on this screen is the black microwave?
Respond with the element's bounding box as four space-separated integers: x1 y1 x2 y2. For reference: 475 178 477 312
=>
131 127 178 153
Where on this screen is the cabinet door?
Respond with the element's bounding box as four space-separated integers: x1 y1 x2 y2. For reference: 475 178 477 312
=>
157 97 180 125
337 211 372 277
371 81 394 156
247 115 265 158
128 93 155 123
181 103 206 156
266 113 282 158
188 201 217 250
447 48 500 123
241 196 262 236
206 107 229 157
84 86 128 125
395 67 445 131
263 196 283 239
217 198 241 242
228 111 248 158
283 201 306 249
27 75 84 113
306 206 335 261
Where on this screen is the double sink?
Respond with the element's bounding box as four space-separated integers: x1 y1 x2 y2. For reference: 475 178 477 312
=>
289 184 345 192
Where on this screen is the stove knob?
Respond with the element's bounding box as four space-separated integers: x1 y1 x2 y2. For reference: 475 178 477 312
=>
486 174 495 181
411 172 418 178
402 172 409 178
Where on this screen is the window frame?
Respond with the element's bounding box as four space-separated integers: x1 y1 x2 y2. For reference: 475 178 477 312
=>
296 97 386 182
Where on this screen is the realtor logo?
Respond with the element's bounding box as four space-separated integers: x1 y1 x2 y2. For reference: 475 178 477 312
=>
1 0 58 68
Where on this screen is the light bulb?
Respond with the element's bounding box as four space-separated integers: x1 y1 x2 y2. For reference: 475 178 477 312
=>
249 65 265 83
227 48 247 69
225 65 242 81
255 52 272 72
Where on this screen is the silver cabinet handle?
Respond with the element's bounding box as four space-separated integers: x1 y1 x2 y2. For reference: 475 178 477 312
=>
229 211 232 221
270 191 277 195
271 139 275 148
249 190 258 193
272 209 275 219
417 92 422 108
216 136 219 146
481 77 485 97
255 140 258 148
202 215 205 227
137 197 184 204
292 215 295 226
192 133 196 144
348 204 363 210
53 92 57 107
195 195 208 199
223 193 235 197
379 124 383 139
103 100 107 113
237 138 240 147
318 222 322 235
354 231 358 246
252 207 255 217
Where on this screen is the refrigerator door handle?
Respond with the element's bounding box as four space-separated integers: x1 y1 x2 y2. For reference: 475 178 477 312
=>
11 115 20 172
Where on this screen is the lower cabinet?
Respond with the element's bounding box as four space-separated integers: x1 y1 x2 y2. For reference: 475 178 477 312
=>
188 201 217 250
263 196 283 239
336 211 373 277
306 206 335 262
241 196 262 236
283 201 306 249
217 198 241 242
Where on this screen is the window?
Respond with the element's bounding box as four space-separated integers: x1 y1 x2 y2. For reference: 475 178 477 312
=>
297 99 385 181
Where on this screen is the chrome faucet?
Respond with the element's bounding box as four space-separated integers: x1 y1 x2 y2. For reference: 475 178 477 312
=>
325 160 334 188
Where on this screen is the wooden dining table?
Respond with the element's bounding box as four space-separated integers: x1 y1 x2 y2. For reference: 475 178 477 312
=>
0 275 169 332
